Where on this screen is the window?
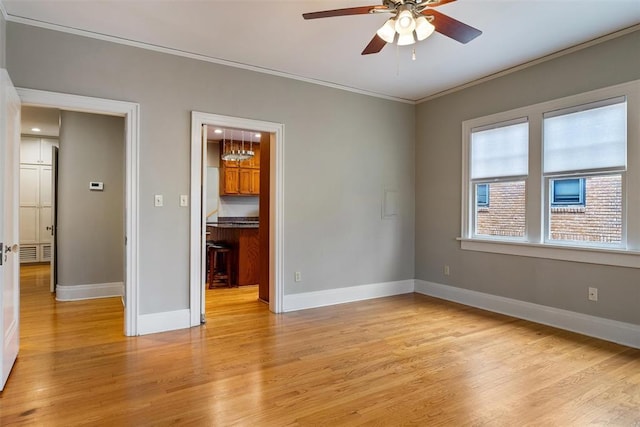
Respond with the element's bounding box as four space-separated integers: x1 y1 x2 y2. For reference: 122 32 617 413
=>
476 184 489 206
551 178 585 206
461 80 639 268
469 119 528 239
543 97 626 245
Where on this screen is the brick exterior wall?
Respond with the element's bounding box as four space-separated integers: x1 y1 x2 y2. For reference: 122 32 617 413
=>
476 181 526 237
476 176 621 242
549 175 621 243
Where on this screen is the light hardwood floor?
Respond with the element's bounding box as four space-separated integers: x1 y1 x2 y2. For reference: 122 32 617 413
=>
1 264 639 425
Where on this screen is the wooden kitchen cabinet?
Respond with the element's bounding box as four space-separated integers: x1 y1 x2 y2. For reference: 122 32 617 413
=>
238 168 260 195
222 167 239 195
239 144 260 169
220 143 260 196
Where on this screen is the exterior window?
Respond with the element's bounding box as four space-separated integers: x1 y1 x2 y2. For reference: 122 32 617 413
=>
477 184 489 206
551 178 585 206
544 97 626 246
461 80 638 266
469 119 528 239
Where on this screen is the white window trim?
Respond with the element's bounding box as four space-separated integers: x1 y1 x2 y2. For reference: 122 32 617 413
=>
461 80 640 269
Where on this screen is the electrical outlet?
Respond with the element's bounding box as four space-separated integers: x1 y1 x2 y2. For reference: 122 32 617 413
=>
588 287 598 301
444 265 450 276
294 272 301 282
154 195 163 207
180 195 188 207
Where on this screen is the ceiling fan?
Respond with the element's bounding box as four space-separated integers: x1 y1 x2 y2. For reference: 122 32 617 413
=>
302 0 482 55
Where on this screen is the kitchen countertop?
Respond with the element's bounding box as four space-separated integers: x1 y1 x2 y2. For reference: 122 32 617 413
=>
207 221 259 229
207 217 259 229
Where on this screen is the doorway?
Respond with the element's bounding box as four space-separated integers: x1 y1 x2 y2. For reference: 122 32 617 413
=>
19 107 126 304
17 88 140 336
203 129 262 299
189 112 284 326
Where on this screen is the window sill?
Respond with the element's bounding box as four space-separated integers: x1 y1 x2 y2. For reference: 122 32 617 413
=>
550 206 586 213
458 238 640 268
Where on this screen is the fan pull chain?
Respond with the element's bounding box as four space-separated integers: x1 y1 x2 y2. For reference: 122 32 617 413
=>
412 48 416 61
396 43 400 76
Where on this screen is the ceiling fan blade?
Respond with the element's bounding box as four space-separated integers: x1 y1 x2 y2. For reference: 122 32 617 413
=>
362 34 387 55
423 0 458 7
422 9 482 44
303 5 387 20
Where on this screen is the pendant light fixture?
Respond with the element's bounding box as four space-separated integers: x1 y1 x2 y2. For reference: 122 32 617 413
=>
221 129 255 162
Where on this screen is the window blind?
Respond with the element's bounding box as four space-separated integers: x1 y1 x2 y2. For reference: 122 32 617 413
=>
471 121 528 180
543 100 626 174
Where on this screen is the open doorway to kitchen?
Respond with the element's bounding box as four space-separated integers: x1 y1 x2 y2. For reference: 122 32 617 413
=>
189 112 284 326
204 127 263 307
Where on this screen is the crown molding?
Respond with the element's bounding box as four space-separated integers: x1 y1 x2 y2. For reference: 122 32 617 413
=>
417 24 640 104
5 14 415 105
0 1 8 20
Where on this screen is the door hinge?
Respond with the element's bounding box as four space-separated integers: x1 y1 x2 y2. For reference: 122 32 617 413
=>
0 243 3 266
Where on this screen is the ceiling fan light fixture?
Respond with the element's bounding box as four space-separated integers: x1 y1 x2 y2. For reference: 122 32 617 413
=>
395 9 416 35
376 18 396 44
415 16 435 41
397 32 416 46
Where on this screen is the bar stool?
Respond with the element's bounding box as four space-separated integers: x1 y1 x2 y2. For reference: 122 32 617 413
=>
207 242 232 288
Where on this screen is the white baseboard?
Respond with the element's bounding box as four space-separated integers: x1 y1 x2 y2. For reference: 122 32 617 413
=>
415 280 640 349
55 282 124 301
137 309 191 336
283 279 414 312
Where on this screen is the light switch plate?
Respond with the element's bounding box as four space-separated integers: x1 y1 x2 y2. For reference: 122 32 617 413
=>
180 195 188 207
154 195 163 207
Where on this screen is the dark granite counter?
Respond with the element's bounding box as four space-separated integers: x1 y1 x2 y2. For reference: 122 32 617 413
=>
207 222 258 229
207 216 259 229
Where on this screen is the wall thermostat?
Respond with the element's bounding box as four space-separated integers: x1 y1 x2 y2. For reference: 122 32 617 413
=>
89 181 104 191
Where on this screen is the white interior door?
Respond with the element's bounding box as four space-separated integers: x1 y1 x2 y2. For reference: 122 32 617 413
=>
0 69 22 391
50 147 58 293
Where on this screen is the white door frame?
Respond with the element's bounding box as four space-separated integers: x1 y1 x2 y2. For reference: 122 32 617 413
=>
17 88 140 337
189 112 284 324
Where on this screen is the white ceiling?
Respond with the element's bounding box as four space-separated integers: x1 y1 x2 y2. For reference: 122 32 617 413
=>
3 0 640 102
21 106 60 137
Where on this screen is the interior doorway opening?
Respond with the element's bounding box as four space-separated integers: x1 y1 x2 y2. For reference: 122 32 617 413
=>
17 88 140 336
189 112 284 326
18 105 126 333
204 127 265 300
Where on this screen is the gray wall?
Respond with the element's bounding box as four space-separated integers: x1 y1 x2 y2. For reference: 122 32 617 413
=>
7 22 415 314
416 30 640 326
1 11 6 68
58 111 124 287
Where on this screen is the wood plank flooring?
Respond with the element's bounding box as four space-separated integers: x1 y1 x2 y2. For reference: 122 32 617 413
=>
1 264 639 425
